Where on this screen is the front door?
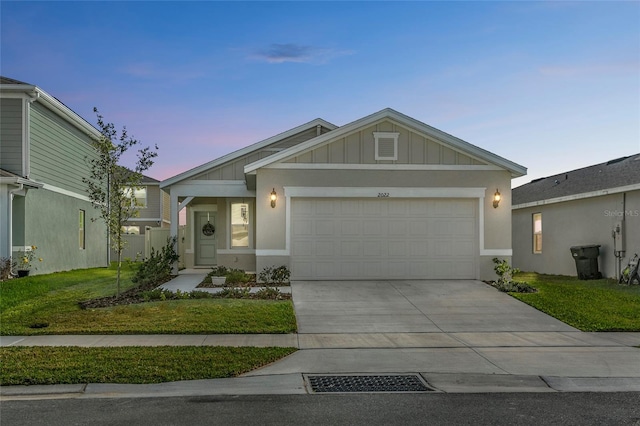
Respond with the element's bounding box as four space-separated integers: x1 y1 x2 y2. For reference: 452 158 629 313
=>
195 212 217 266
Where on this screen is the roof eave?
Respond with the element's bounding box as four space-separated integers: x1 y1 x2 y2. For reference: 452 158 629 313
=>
160 118 337 189
244 108 527 177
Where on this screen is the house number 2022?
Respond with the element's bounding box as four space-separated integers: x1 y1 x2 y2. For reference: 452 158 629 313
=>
377 192 390 198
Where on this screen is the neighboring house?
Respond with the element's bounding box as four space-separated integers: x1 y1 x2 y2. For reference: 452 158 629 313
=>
0 76 108 274
161 108 526 280
512 154 640 278
112 173 171 261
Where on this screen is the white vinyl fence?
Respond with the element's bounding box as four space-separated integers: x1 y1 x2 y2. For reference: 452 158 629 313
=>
110 228 171 262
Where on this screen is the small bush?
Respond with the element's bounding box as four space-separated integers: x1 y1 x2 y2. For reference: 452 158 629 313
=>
225 269 251 285
1 257 15 281
492 258 536 293
132 237 179 287
254 287 285 300
258 265 291 285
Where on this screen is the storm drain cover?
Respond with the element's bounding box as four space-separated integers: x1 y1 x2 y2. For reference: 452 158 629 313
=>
307 374 434 393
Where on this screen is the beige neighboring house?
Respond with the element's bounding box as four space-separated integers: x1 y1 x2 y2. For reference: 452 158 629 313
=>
111 174 171 261
512 154 640 278
161 108 526 280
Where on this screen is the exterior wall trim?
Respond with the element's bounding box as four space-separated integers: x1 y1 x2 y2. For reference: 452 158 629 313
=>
267 163 503 171
259 186 508 258
42 183 91 202
512 183 640 210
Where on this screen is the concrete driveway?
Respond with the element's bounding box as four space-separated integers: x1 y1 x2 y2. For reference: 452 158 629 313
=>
292 280 576 334
242 279 640 383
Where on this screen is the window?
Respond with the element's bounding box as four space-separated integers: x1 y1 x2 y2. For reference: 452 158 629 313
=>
121 225 140 235
123 186 147 208
231 203 249 248
533 213 542 254
79 210 85 250
374 132 399 160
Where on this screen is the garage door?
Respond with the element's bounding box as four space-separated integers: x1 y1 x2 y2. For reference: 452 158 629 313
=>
291 198 477 280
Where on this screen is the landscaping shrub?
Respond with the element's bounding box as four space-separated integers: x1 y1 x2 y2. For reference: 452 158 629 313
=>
491 258 536 293
132 237 179 287
0 257 14 281
258 265 291 285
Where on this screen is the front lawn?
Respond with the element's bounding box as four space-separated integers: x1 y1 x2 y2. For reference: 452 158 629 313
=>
0 346 297 385
512 272 640 332
0 267 297 335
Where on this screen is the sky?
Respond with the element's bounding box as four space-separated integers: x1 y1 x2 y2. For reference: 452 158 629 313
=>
1 1 639 188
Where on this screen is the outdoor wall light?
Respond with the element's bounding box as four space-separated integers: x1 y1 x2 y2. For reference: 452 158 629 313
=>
493 189 501 208
270 188 277 208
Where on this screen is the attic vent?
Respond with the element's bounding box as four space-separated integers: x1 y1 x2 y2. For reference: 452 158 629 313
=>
374 132 399 160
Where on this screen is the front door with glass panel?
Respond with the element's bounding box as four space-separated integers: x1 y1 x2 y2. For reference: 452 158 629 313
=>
196 212 217 266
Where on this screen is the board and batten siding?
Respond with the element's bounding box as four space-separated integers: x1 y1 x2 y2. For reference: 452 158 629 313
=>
0 97 24 175
193 126 333 181
29 102 98 194
284 120 485 166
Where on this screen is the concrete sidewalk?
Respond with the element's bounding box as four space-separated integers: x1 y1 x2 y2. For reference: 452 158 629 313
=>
2 275 640 398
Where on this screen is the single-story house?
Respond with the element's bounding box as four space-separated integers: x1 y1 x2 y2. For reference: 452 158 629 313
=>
161 108 526 280
1 76 108 274
512 154 640 278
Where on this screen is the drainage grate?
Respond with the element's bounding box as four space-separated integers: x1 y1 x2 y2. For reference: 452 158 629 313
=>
307 374 434 393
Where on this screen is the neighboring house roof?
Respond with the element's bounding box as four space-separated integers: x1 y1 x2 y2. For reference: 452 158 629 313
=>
244 108 527 177
512 153 640 207
0 76 101 139
160 118 337 188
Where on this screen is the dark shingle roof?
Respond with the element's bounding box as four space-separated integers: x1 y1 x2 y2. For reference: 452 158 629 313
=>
0 76 31 85
512 154 640 205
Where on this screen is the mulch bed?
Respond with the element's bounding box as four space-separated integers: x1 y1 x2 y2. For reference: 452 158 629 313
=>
78 277 174 309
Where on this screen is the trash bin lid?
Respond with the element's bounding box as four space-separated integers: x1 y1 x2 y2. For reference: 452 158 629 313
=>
570 245 601 249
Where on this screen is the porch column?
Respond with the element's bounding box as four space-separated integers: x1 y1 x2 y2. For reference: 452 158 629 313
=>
170 190 179 275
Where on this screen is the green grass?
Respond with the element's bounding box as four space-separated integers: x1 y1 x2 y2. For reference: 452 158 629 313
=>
0 267 297 335
0 346 297 385
512 272 640 332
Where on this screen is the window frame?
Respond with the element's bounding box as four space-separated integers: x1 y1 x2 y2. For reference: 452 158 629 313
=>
79 209 86 250
532 212 542 254
123 186 148 208
230 201 251 249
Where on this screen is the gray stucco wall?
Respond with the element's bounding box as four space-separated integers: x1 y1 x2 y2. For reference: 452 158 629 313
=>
0 97 23 175
512 190 640 278
13 187 107 275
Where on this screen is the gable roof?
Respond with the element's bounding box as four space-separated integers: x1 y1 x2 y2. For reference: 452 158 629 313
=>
512 153 640 206
244 108 527 177
160 118 337 188
1 76 101 139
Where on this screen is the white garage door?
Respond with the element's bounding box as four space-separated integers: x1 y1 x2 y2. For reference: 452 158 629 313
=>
291 198 477 280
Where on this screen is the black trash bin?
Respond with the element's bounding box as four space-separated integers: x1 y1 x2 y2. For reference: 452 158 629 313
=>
570 245 602 280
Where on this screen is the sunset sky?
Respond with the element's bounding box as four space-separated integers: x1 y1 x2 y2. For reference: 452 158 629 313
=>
2 1 638 188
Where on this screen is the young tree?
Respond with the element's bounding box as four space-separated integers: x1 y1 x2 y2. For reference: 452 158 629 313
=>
83 108 158 295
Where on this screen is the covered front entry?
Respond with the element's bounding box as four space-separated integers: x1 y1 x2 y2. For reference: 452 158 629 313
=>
290 198 478 280
195 211 217 266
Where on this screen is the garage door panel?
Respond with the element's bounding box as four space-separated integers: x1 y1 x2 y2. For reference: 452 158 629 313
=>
291 198 477 280
341 241 362 256
315 241 335 257
341 220 361 235
292 240 314 256
292 220 313 236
